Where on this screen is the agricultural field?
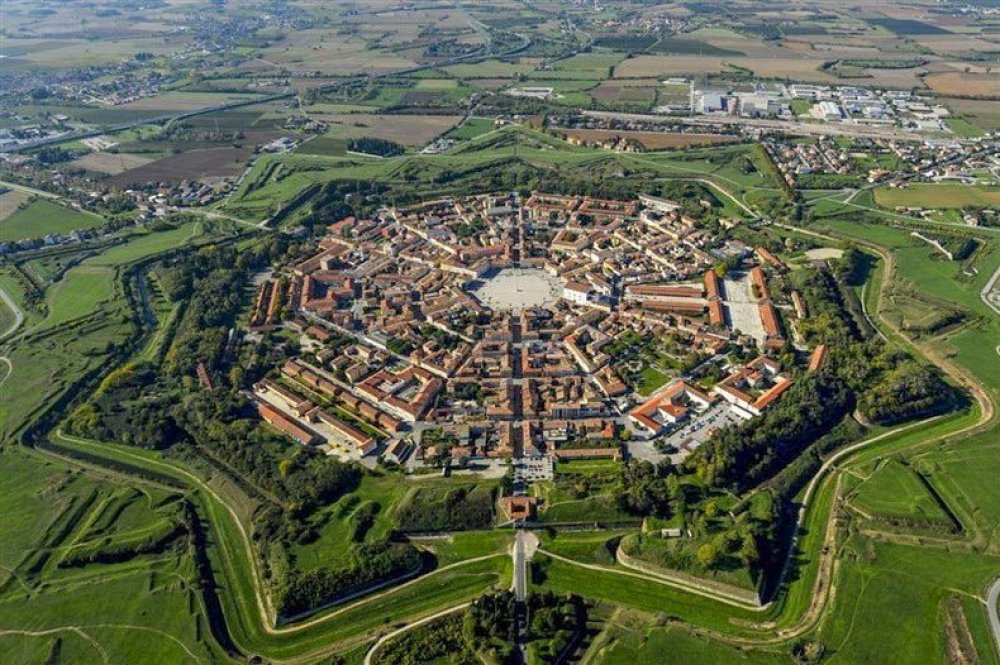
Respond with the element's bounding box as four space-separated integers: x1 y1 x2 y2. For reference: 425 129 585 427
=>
1 1 999 662
873 183 1000 210
0 198 105 242
105 143 274 187
925 72 1000 98
0 189 32 221
114 91 269 113
308 113 463 148
256 30 417 75
614 55 835 82
945 98 1000 132
68 151 156 175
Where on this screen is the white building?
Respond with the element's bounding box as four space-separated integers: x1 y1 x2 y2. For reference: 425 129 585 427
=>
811 101 843 121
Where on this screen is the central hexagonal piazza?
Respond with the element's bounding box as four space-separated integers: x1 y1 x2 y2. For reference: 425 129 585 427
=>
467 267 562 312
254 190 790 465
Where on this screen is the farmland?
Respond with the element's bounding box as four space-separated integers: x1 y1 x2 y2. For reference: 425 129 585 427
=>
307 114 463 147
0 199 105 242
873 183 1000 210
1 0 998 662
69 151 155 175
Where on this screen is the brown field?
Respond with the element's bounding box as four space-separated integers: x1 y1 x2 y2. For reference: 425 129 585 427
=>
791 41 882 57
0 189 31 221
940 62 993 74
259 30 416 75
615 55 729 78
916 36 1000 56
69 152 155 175
859 67 928 89
590 80 659 104
925 72 1000 97
116 92 268 112
106 131 282 187
465 78 516 90
944 98 1000 131
557 129 739 150
313 114 462 146
614 55 835 82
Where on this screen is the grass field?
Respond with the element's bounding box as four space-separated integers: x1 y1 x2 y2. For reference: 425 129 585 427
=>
0 219 215 444
592 609 787 664
0 449 223 663
310 114 462 147
874 183 1000 209
68 151 156 175
0 189 31 221
290 473 408 573
945 117 986 138
847 458 953 524
0 199 105 242
2 127 999 663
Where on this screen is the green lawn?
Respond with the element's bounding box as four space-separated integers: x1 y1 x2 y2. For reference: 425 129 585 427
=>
0 198 105 242
290 473 409 573
814 541 1000 663
945 117 985 138
0 449 223 664
444 117 497 141
597 616 788 664
874 183 1000 210
848 458 953 524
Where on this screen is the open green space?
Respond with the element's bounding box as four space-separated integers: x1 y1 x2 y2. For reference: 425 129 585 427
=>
847 458 954 525
874 183 1000 210
0 199 105 243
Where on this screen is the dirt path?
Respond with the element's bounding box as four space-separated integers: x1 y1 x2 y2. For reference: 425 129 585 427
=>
362 603 471 665
0 626 109 664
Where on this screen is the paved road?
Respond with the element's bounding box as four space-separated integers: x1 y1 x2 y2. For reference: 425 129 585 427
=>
0 286 24 341
511 530 538 602
980 264 1000 317
988 578 1000 658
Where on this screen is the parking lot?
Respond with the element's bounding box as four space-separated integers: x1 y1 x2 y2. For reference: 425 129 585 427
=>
627 401 744 465
513 457 554 484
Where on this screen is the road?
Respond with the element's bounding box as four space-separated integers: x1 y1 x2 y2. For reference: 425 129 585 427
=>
582 110 945 143
358 502 544 665
511 530 538 602
988 578 1000 658
362 602 471 665
511 530 538 665
980 263 1000 317
0 286 24 341
8 32 532 154
0 284 25 393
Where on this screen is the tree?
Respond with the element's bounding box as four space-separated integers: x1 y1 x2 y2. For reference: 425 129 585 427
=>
696 543 719 568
